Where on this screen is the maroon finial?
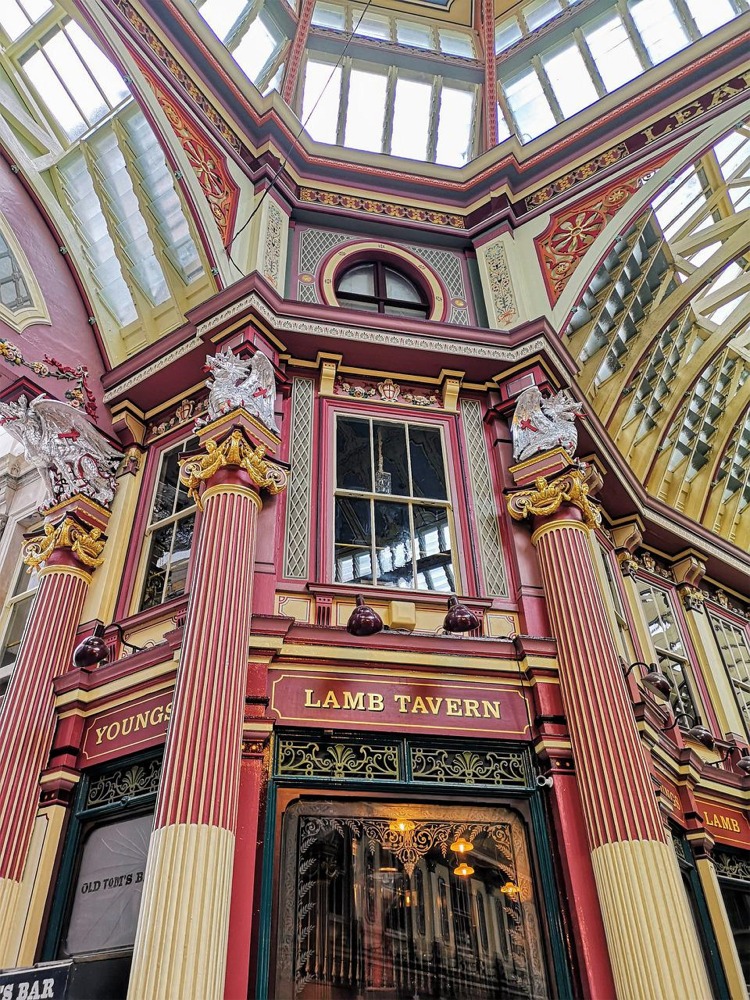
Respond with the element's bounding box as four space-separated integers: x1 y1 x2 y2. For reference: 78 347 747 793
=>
346 595 384 637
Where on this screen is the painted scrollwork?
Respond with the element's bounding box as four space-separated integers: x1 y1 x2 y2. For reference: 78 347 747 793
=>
179 429 288 509
507 470 601 529
23 515 106 571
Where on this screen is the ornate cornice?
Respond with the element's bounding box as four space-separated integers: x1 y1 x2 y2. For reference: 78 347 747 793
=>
507 470 601 529
180 428 287 509
23 515 106 571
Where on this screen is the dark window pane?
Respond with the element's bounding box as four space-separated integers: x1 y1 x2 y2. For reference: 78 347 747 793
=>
383 302 429 318
374 422 409 495
151 449 181 522
414 505 453 592
61 812 152 957
337 418 372 491
165 514 195 600
140 524 172 609
409 426 447 499
374 501 413 588
335 497 372 584
721 883 750 989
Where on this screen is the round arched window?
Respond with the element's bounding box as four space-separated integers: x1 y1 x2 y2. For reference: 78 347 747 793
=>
335 261 430 318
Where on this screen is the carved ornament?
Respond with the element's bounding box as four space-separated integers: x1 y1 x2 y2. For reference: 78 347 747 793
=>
511 386 583 463
202 347 279 433
180 429 287 509
24 516 106 571
507 471 601 529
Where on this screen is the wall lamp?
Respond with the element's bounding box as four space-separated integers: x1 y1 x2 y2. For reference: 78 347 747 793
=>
346 596 479 637
621 658 672 699
663 711 715 751
711 742 750 774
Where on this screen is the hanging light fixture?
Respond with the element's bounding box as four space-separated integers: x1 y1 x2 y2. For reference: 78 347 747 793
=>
664 711 715 751
346 595 384 636
443 596 480 633
500 881 520 896
374 426 391 494
449 837 474 855
453 861 474 877
388 818 415 835
620 659 672 699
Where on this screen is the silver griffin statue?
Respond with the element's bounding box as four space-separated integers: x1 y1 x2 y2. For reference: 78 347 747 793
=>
511 385 583 463
0 394 122 508
203 346 279 433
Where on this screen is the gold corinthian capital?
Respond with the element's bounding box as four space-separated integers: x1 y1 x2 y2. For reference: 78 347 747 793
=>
507 469 601 529
23 516 106 571
180 428 288 510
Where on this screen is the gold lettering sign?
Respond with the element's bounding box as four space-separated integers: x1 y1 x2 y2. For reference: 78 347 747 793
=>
303 687 503 720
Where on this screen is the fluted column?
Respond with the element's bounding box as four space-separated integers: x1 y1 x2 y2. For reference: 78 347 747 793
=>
0 501 109 963
128 414 286 1000
509 461 712 1000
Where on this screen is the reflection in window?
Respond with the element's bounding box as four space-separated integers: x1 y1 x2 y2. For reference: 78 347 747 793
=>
334 416 454 592
140 439 197 610
276 801 550 999
638 580 698 719
335 262 429 318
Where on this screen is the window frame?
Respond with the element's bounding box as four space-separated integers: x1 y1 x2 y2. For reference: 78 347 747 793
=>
322 401 470 597
0 553 39 690
707 603 750 739
129 434 199 615
335 260 430 318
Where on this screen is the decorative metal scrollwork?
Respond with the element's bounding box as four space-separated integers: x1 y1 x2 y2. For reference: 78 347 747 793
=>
713 850 750 882
277 739 400 780
86 758 161 808
410 747 530 787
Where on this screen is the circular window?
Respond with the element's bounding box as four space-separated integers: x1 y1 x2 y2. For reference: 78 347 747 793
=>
335 261 430 319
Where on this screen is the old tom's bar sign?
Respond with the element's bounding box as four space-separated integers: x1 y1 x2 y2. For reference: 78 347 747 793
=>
80 690 172 766
0 964 69 999
268 670 531 737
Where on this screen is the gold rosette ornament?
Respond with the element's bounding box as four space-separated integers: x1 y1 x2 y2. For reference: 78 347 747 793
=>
23 516 106 571
179 428 288 509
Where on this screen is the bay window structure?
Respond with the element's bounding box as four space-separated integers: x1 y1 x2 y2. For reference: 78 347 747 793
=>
708 611 750 736
335 261 429 318
637 579 700 719
334 416 455 592
139 439 197 611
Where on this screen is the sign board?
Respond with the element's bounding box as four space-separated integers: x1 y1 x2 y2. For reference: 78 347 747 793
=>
0 964 70 999
696 796 750 850
268 669 531 738
80 691 172 766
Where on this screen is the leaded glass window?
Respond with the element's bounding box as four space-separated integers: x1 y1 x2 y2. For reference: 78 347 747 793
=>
140 439 197 610
708 614 750 735
275 800 551 1000
334 416 454 592
638 579 699 719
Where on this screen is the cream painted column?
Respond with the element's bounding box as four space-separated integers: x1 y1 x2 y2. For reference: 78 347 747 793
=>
0 499 109 963
509 457 712 1000
127 412 286 1000
695 856 749 999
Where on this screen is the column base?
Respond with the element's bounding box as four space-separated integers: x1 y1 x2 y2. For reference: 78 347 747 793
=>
591 839 712 1000
128 823 235 1000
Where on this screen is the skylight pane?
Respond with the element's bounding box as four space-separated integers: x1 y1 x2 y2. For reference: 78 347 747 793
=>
233 16 279 85
390 77 431 160
629 0 689 63
20 0 53 17
302 59 341 144
436 86 473 166
503 68 557 141
354 10 390 40
59 151 137 326
524 0 562 31
0 0 34 41
23 50 87 138
542 43 599 118
495 17 522 54
65 22 129 108
439 29 474 58
196 0 248 42
312 2 345 30
344 68 386 153
44 30 108 126
584 15 643 92
123 111 203 284
684 0 735 34
396 20 433 50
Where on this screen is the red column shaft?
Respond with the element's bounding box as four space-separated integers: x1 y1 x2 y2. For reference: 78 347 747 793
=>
155 485 258 832
0 568 88 880
534 515 664 847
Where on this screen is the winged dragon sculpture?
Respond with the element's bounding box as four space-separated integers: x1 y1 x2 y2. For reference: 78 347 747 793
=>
511 386 583 463
202 347 279 433
0 394 121 508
